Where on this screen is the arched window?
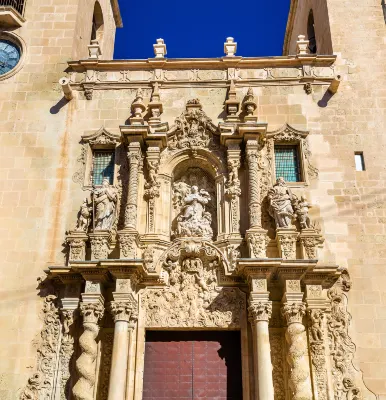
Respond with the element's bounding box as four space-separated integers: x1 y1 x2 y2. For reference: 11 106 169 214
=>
91 1 104 43
307 10 317 54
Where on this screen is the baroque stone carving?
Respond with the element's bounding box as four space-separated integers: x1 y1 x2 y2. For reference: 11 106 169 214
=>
247 232 267 258
142 241 243 328
75 199 92 232
93 178 118 230
143 246 156 272
167 99 218 151
20 295 61 400
225 244 240 271
246 140 262 228
282 302 313 400
110 300 138 323
125 143 141 228
90 235 110 260
308 309 327 400
172 168 216 240
118 232 136 258
327 271 362 400
268 177 295 228
293 195 311 229
73 302 104 400
96 332 114 400
67 238 87 262
60 309 78 400
270 332 286 400
248 301 272 322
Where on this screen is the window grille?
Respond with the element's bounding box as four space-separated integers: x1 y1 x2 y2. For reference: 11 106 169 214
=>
274 145 301 182
91 150 115 186
0 0 26 16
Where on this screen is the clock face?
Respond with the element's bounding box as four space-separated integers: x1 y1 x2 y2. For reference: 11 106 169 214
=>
0 40 21 76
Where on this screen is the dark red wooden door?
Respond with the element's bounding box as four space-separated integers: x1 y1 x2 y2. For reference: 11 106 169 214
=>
143 331 242 399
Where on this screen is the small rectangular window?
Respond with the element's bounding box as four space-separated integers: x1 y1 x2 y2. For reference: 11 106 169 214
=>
274 145 301 182
354 152 365 171
91 150 115 186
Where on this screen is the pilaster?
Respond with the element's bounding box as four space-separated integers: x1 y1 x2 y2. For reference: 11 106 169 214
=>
276 228 299 260
66 231 88 262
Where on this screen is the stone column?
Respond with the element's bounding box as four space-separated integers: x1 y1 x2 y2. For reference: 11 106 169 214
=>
225 140 241 236
281 280 313 400
245 139 268 258
73 286 104 400
108 295 138 400
246 139 261 229
118 141 141 259
248 279 274 400
144 143 161 234
125 142 141 229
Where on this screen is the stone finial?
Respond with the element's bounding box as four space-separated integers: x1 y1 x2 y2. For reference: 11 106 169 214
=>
153 38 167 58
224 37 237 57
243 87 257 122
296 35 309 56
130 88 146 124
88 39 102 59
225 80 240 121
148 83 163 125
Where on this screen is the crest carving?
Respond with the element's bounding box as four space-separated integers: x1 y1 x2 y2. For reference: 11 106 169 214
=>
142 240 243 328
167 99 218 151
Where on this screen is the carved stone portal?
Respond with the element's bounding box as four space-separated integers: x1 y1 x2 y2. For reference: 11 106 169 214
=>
142 240 244 328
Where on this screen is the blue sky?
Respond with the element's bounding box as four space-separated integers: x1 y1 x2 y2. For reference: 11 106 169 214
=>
114 0 291 59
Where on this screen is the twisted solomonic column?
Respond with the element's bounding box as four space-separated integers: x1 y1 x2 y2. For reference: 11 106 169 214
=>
73 302 104 400
248 300 274 400
281 302 313 400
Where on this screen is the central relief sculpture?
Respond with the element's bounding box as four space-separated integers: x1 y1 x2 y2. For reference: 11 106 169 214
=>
172 168 216 240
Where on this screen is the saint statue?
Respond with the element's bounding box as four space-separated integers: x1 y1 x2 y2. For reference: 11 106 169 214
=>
268 177 295 228
294 195 311 229
75 198 91 232
175 185 213 238
93 178 118 230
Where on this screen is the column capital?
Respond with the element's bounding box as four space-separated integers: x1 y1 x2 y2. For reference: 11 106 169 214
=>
109 299 138 323
79 301 104 324
281 302 306 325
248 301 272 322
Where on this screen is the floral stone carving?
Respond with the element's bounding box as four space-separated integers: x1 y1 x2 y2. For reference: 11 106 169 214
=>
20 295 61 400
142 241 244 328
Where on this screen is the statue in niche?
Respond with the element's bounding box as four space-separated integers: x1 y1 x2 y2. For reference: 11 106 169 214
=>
175 185 213 239
268 177 295 228
74 198 92 232
293 195 311 229
93 178 118 230
172 167 216 240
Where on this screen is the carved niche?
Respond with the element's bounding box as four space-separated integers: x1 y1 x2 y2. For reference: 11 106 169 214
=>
172 167 217 240
141 240 245 328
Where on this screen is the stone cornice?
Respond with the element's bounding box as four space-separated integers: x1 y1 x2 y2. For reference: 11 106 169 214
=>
68 54 336 71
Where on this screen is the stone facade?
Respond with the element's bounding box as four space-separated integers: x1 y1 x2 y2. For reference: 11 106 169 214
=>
0 0 385 399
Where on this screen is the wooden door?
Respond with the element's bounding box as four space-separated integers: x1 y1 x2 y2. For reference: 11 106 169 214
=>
143 331 242 399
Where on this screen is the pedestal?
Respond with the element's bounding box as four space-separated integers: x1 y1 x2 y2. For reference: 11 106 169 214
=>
118 228 138 259
246 229 268 258
299 228 324 260
66 231 88 262
89 231 112 260
276 228 299 260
